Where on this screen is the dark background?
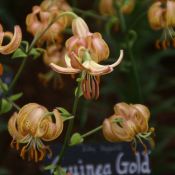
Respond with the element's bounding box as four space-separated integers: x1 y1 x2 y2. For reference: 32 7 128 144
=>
0 0 175 174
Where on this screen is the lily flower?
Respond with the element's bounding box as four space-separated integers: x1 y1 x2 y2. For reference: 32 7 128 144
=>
26 0 71 44
148 0 175 49
8 103 63 162
0 25 22 55
50 49 123 100
102 102 154 153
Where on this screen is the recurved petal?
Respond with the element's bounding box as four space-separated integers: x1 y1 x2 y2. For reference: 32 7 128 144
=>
132 104 150 121
90 32 109 62
109 49 124 68
17 103 41 135
110 115 135 142
114 102 131 119
50 62 80 74
42 109 63 141
0 26 22 55
84 49 123 75
102 118 120 142
83 60 112 75
8 112 24 140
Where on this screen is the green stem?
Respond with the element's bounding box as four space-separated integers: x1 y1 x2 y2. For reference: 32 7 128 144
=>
57 76 82 165
8 58 27 92
80 118 123 139
6 98 21 111
115 3 143 102
8 11 78 93
73 7 107 21
81 125 102 138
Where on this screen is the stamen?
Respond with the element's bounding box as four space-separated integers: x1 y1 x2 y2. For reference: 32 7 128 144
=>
81 73 100 100
155 40 161 49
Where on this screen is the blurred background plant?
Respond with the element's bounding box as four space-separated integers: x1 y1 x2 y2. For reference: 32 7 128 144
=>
0 0 175 175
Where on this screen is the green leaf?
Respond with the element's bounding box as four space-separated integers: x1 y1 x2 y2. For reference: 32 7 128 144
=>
0 99 12 115
57 107 71 117
29 48 44 59
0 81 8 92
53 166 67 175
44 164 56 171
9 92 23 101
70 133 84 146
12 48 27 59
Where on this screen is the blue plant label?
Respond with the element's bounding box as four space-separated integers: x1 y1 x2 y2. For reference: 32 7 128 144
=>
47 143 151 175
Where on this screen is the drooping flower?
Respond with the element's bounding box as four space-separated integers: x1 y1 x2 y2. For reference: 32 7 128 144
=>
148 0 175 49
0 25 22 55
50 49 123 100
8 103 63 162
99 0 136 16
102 102 154 152
26 0 71 44
50 17 123 100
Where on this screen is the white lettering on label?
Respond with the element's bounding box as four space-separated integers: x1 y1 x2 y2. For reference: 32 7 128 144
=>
116 152 151 175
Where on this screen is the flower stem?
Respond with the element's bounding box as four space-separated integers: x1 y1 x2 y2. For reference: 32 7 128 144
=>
115 3 143 103
8 58 27 92
81 118 123 139
73 7 107 21
57 75 82 165
81 125 103 138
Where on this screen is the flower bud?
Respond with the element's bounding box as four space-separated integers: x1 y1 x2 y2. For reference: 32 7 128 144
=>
88 32 109 63
72 17 90 38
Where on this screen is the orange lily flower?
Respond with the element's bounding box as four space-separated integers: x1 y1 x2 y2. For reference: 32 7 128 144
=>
50 17 123 99
148 0 175 49
8 103 63 162
50 50 123 99
102 102 154 153
26 0 71 44
0 25 22 55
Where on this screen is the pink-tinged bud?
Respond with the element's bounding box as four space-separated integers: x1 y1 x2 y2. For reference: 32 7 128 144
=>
72 17 90 38
88 32 109 63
